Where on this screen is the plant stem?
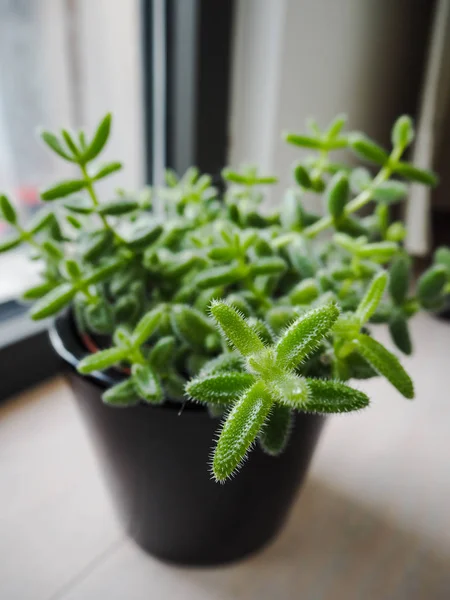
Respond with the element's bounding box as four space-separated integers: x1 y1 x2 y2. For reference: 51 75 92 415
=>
80 164 126 244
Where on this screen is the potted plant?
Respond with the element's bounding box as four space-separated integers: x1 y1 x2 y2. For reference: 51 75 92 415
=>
1 113 448 565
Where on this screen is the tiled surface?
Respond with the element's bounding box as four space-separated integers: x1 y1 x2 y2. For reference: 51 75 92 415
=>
1 313 450 599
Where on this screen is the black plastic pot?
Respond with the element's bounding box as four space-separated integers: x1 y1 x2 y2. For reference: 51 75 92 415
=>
50 312 325 566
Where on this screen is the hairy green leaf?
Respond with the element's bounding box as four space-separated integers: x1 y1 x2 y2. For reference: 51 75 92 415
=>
391 115 414 150
372 180 408 203
186 371 255 404
199 352 244 376
356 334 414 398
30 283 76 320
194 263 248 289
132 364 163 404
97 199 138 216
348 133 389 165
356 272 388 324
250 257 286 276
148 336 175 371
78 346 127 374
91 162 123 181
132 306 164 346
210 300 265 356
0 194 17 225
326 172 349 220
102 378 139 407
389 255 410 305
212 381 273 482
276 304 339 370
293 164 312 188
40 130 73 161
392 162 438 186
389 315 412 355
171 304 215 350
0 235 21 253
82 113 112 163
417 265 448 306
41 179 86 201
289 278 320 304
259 405 293 455
304 378 369 412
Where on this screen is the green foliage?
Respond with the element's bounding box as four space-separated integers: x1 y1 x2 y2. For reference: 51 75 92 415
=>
1 111 444 482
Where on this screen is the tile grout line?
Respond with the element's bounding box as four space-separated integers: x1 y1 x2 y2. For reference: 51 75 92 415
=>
47 535 126 600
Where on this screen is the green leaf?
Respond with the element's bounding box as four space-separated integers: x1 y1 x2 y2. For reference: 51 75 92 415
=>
345 352 378 379
281 189 304 230
41 180 86 201
355 272 388 324
326 113 347 139
28 211 56 234
132 306 164 346
186 372 255 404
221 168 248 184
372 180 408 203
357 242 398 263
171 304 215 350
114 295 139 323
250 257 286 276
82 230 112 261
389 255 410 305
126 224 163 250
391 115 414 150
30 283 76 320
63 196 93 214
304 379 369 413
247 317 275 345
348 133 389 165
194 264 248 290
210 300 265 356
284 133 323 149
199 352 244 376
39 130 73 161
356 334 414 398
386 222 406 242
91 161 123 181
61 129 80 157
0 194 17 225
289 278 320 304
82 258 125 285
82 113 112 163
434 246 450 273
266 306 297 333
259 405 293 456
208 246 237 261
212 381 273 482
66 215 82 229
276 304 339 370
389 315 412 355
102 378 140 407
350 167 372 193
0 235 21 253
293 164 312 188
78 346 127 374
417 265 448 306
326 172 349 220
392 162 438 187
85 301 115 335
148 336 175 371
132 364 163 404
22 281 58 300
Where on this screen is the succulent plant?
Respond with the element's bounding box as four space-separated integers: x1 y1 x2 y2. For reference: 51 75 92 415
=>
1 113 447 481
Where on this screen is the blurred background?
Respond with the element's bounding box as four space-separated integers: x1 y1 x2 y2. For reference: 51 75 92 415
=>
1 1 450 598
